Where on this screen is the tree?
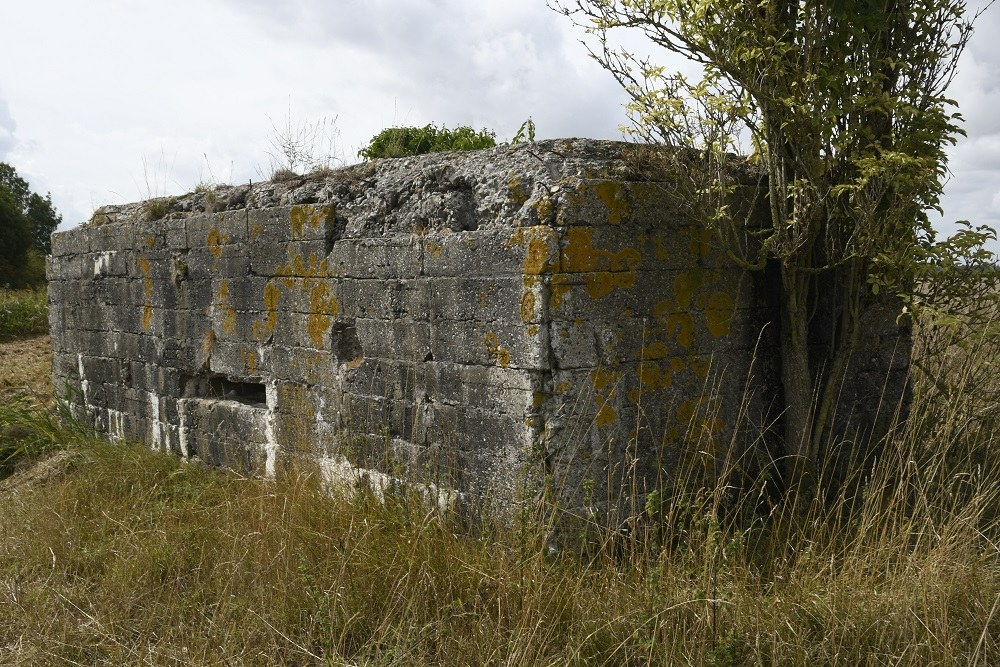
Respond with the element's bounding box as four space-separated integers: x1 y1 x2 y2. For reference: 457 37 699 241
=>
0 163 61 285
0 187 33 287
552 0 997 490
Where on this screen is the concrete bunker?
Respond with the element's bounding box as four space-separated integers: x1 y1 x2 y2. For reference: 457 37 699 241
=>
47 139 910 511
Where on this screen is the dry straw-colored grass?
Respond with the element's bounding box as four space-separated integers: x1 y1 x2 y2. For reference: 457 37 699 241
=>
1 314 999 665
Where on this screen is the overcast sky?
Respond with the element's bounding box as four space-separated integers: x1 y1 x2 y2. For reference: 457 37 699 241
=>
1 1 998 242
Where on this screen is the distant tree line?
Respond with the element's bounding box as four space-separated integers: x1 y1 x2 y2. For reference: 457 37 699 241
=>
0 163 61 288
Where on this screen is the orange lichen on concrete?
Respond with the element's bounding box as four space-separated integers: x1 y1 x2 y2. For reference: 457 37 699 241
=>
239 348 259 374
217 279 237 335
508 226 558 276
591 367 621 392
595 401 618 428
206 228 229 259
560 227 642 300
531 195 554 222
662 312 695 349
507 174 530 206
594 181 630 226
641 341 669 360
653 235 670 261
705 291 736 338
672 270 703 310
549 274 571 310
290 204 333 240
252 281 281 342
586 271 637 299
482 331 511 368
306 282 339 348
138 257 153 331
520 290 536 323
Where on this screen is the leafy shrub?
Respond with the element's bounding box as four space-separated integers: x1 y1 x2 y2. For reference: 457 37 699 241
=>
358 124 496 160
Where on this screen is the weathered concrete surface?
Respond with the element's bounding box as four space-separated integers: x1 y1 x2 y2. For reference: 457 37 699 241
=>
48 139 910 512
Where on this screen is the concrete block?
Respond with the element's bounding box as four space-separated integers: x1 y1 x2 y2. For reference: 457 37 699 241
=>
327 237 421 279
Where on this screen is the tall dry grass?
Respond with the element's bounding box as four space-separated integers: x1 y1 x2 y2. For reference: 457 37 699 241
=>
0 288 47 342
1 317 999 665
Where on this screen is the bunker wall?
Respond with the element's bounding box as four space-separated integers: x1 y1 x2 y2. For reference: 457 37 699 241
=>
47 140 908 509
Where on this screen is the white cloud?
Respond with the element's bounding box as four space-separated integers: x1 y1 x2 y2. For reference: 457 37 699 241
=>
0 96 16 161
0 0 996 242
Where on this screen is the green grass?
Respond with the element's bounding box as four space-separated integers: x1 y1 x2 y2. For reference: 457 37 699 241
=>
0 288 48 341
1 320 999 665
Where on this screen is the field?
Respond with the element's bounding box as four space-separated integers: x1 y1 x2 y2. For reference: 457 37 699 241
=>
1 291 1000 665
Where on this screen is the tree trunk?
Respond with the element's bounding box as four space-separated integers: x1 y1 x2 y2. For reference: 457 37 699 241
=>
779 264 821 500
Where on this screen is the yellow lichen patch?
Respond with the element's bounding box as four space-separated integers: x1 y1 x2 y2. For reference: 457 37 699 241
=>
206 228 228 259
689 357 711 380
532 391 546 409
217 280 237 335
508 226 557 276
672 270 703 310
346 355 364 370
482 331 511 368
554 380 573 394
562 227 641 274
290 206 306 239
637 364 663 389
306 282 339 348
676 399 696 424
507 175 529 206
705 291 735 338
520 290 536 323
252 281 281 342
663 312 695 349
595 400 618 428
550 274 572 310
629 364 669 404
653 235 669 262
250 224 264 239
138 257 154 331
561 227 600 273
425 241 443 258
290 204 334 240
532 195 554 222
594 181 629 225
525 232 555 275
239 348 259 374
584 271 636 300
145 235 156 249
671 357 686 374
591 367 621 392
641 341 669 360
